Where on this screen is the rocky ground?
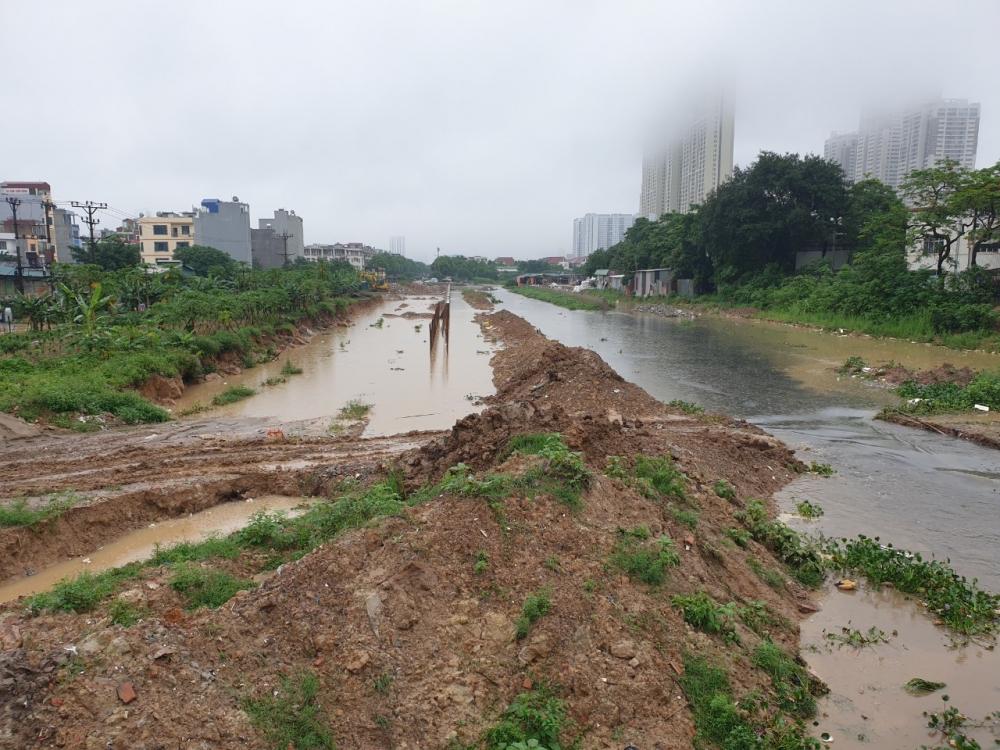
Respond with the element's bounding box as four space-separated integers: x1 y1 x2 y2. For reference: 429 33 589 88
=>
1 308 816 750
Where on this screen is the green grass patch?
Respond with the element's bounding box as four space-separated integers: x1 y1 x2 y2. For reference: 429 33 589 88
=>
27 564 144 614
670 506 699 529
748 558 786 590
169 564 255 609
668 399 704 414
736 500 825 587
0 492 78 528
212 385 256 406
474 550 489 575
808 462 834 477
610 527 680 586
339 399 372 419
243 671 334 750
904 677 946 695
281 360 304 376
483 687 569 749
713 479 736 501
150 536 242 565
671 592 738 642
108 598 148 627
752 640 818 718
515 589 552 640
508 285 609 311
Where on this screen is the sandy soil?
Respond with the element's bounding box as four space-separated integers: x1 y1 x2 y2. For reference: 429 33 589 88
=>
0 310 816 750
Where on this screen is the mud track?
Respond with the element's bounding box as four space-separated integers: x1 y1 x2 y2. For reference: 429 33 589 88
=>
1 310 814 750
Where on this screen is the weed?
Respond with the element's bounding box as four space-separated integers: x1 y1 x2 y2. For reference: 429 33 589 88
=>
795 499 824 518
736 500 826 587
373 714 391 730
748 558 786 590
281 360 304 376
543 556 561 573
242 671 334 750
508 285 609 311
150 536 241 565
169 564 254 609
633 454 687 501
610 529 680 586
828 535 999 636
582 578 598 593
339 399 372 420
0 492 78 528
726 527 751 548
327 420 346 436
483 687 569 749
506 433 591 508
108 599 148 627
752 641 818 718
923 703 1000 750
737 600 784 637
262 375 287 387
904 677 946 695
212 385 255 406
808 462 834 477
604 455 629 479
823 625 890 649
713 479 736 501
27 564 143 614
372 672 394 694
671 592 738 642
668 399 704 414
414 324 422 332
670 506 699 529
371 317 385 328
176 402 210 417
839 355 867 373
474 550 489 575
515 589 552 640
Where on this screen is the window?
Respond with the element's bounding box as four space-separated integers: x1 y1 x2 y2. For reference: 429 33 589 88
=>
153 225 168 236
0 241 6 250
181 225 190 236
154 241 169 252
176 242 189 249
171 227 178 237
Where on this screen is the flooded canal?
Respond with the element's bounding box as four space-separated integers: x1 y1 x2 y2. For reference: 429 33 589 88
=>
173 292 496 436
495 288 1000 748
0 495 311 604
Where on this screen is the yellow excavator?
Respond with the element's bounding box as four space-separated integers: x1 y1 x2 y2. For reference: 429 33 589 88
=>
360 268 389 291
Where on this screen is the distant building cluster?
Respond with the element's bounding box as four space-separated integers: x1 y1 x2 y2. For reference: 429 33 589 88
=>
1 182 82 268
303 242 379 270
572 214 635 258
824 98 981 188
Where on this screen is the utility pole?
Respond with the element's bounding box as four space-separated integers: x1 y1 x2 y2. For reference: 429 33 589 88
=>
278 231 293 267
4 196 23 294
70 200 107 263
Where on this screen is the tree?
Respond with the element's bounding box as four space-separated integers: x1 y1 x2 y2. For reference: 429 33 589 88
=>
901 160 973 275
429 255 498 281
368 252 429 280
955 163 1000 268
173 245 238 277
71 236 141 271
516 259 563 273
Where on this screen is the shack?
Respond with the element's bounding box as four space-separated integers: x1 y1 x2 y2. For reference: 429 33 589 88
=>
0 262 52 298
634 268 674 297
515 272 583 287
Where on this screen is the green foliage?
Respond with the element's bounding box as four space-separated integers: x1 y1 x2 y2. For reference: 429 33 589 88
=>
795 500 824 518
169 564 255 609
610 528 680 585
212 385 255 406
0 492 78 527
507 286 608 311
372 672 394 695
483 688 568 750
895 370 1000 414
713 479 736 501
604 455 629 479
808 462 834 477
242 671 334 750
281 360 304 376
474 550 489 575
752 641 817 718
71 236 141 271
672 592 738 641
670 507 699 529
631 454 687 501
173 245 239 277
726 527 751 548
668 399 704 414
150 536 241 565
748 558 786 590
339 399 372 419
829 536 999 635
369 252 429 281
515 589 552 640
736 500 826 587
27 564 144 614
108 599 148 627
904 677 946 695
430 254 498 282
506 433 591 508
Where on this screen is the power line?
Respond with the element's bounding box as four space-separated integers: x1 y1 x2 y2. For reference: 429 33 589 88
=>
3 196 24 293
70 200 108 260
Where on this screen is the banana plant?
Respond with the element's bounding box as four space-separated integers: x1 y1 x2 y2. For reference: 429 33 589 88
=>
59 282 114 337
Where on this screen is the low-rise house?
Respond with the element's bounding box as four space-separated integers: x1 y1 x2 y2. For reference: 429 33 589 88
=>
303 242 377 270
138 212 195 266
633 268 674 297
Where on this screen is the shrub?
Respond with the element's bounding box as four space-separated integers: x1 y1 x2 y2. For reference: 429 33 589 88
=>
515 589 552 640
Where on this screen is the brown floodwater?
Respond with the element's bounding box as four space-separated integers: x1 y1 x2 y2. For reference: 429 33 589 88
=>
0 495 311 604
802 584 1000 748
172 293 496 436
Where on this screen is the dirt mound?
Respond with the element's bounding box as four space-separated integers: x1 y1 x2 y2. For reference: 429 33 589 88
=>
0 311 814 749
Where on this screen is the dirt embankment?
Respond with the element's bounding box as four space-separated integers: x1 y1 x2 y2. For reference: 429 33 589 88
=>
1 310 813 750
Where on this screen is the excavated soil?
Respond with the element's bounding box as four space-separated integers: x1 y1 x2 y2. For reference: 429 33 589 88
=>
1 311 813 750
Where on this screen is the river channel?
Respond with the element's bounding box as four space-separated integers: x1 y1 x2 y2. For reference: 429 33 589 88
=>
494 288 1000 749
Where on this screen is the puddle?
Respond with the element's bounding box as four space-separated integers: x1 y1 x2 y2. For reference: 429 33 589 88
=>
173 293 496 436
0 495 311 603
803 584 1000 748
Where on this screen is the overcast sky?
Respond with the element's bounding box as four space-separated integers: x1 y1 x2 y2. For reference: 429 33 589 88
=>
4 1 998 261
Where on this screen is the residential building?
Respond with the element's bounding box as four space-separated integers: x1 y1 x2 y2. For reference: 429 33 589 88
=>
257 209 304 265
303 242 377 270
138 212 195 266
572 213 635 258
51 208 82 262
193 198 251 264
825 99 981 188
639 98 735 218
250 226 286 269
907 232 1000 273
1 181 55 266
388 236 405 256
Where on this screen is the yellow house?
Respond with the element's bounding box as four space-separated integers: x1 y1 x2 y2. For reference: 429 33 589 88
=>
138 212 195 266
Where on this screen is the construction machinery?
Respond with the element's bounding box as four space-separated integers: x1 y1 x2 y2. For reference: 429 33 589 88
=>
360 268 389 291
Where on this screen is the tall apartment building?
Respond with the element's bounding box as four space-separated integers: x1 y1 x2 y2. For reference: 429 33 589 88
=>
572 213 635 258
639 99 734 219
138 212 195 266
388 236 405 255
824 99 980 188
193 197 252 264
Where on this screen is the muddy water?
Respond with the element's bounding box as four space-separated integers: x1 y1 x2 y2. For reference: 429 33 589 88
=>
173 293 496 435
495 289 1000 746
0 495 310 604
